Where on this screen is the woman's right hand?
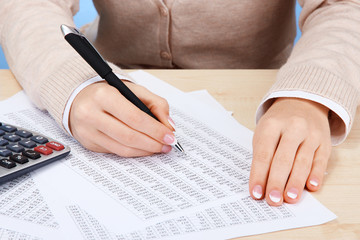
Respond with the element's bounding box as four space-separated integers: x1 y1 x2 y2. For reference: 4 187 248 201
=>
69 81 176 157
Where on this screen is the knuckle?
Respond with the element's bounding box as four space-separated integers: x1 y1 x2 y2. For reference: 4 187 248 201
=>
315 156 328 169
126 111 144 126
75 103 92 120
92 84 109 102
253 150 273 164
296 155 312 169
151 97 170 113
288 116 308 131
308 129 322 139
274 154 293 167
133 84 146 91
158 97 170 110
260 117 280 130
123 132 137 145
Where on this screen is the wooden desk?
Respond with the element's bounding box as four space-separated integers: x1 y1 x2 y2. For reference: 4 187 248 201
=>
1 69 359 239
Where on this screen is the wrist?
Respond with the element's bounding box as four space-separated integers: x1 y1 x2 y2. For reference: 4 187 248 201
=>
62 74 132 136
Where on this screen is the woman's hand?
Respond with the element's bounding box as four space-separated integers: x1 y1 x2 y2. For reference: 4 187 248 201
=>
249 98 332 206
69 81 176 157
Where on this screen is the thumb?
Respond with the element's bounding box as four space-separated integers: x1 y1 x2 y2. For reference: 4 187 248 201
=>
149 98 175 132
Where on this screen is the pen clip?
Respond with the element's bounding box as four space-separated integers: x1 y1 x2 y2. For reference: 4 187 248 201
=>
60 24 112 78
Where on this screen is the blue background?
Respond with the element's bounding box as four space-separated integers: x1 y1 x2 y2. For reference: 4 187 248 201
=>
0 1 302 69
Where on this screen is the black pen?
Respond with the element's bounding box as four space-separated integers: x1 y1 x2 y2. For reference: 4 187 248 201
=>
60 24 184 153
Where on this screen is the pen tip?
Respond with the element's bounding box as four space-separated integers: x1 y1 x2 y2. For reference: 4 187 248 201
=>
174 142 185 153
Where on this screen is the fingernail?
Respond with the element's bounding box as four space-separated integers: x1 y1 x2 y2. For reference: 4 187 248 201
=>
252 185 262 199
161 145 172 153
287 188 298 199
269 190 281 203
163 134 176 145
310 179 319 187
168 117 176 131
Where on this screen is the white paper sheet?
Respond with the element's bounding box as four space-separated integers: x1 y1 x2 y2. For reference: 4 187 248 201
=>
0 71 336 240
0 227 42 240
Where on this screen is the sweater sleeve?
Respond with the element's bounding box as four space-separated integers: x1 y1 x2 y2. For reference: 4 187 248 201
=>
263 0 360 145
0 0 127 131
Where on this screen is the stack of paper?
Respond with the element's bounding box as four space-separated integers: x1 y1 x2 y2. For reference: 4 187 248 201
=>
0 71 336 240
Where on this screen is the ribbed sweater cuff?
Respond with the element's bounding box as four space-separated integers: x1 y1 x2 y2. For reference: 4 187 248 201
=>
268 64 359 144
38 56 99 132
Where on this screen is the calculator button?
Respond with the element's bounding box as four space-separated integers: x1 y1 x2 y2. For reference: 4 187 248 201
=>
22 150 41 159
0 125 17 133
10 154 29 164
0 149 12 157
0 159 16 169
34 146 53 155
3 134 21 142
46 141 64 151
6 144 25 153
31 136 48 144
0 139 8 146
19 140 37 148
0 129 4 136
15 130 33 138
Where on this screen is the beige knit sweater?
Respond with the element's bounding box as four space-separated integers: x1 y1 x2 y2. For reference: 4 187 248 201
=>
0 0 360 144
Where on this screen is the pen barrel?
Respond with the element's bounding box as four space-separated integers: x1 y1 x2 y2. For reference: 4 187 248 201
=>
64 33 112 78
105 72 159 121
62 26 160 122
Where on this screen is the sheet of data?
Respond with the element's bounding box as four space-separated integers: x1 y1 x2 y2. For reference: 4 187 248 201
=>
0 71 336 240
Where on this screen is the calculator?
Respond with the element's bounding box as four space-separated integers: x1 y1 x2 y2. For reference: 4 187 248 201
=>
0 122 70 184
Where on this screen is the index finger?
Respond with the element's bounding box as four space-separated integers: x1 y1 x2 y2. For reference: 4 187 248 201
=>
96 84 175 145
249 121 281 200
126 82 175 131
